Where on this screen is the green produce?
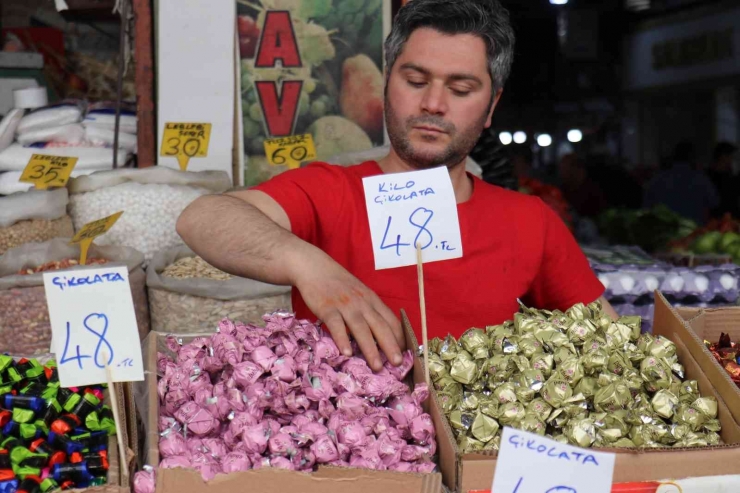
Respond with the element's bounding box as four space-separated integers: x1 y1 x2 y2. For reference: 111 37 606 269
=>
692 231 722 255
308 115 373 158
597 206 698 253
719 232 740 254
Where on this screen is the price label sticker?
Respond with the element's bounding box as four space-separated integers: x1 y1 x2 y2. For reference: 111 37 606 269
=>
263 134 317 170
70 212 123 265
362 167 462 270
43 266 144 388
492 427 615 493
19 154 78 189
160 122 212 171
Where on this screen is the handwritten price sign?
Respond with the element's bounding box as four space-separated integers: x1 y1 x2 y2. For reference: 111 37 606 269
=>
492 428 615 493
43 266 144 388
263 134 317 170
20 155 78 189
160 122 212 171
70 211 123 265
363 167 462 270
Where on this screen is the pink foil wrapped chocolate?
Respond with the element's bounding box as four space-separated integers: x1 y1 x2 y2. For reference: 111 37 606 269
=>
251 346 278 372
309 435 339 463
134 468 156 493
155 313 437 481
221 451 251 474
174 402 219 436
159 430 188 458
160 456 191 470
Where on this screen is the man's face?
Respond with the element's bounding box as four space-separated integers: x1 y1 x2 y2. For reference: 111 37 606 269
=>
385 27 502 170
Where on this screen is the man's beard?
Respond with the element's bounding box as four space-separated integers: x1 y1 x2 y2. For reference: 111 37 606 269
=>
385 101 490 170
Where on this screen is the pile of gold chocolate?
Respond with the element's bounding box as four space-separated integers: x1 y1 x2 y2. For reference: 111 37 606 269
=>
428 300 722 452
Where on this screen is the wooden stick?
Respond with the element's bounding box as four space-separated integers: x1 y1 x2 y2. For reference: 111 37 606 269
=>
103 353 128 481
416 242 430 387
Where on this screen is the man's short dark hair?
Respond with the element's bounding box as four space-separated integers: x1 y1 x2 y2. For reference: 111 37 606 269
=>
384 0 516 92
713 141 738 162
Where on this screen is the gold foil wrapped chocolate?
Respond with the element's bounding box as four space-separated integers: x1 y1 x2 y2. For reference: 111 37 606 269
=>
651 390 679 419
450 350 478 384
492 382 518 404
498 402 526 425
460 328 490 360
430 300 723 453
471 412 499 443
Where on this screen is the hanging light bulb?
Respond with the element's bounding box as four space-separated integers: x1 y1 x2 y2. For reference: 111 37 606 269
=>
499 132 513 145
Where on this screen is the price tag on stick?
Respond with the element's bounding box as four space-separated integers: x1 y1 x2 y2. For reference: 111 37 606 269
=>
43 266 144 388
70 211 123 265
363 167 462 270
20 154 78 189
263 133 317 170
160 122 212 171
492 427 615 493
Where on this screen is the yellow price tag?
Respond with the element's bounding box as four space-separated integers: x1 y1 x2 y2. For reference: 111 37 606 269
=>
19 155 78 190
263 134 317 170
70 211 124 265
160 123 212 171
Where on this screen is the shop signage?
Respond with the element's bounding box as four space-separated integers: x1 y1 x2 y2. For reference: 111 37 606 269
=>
362 167 462 270
492 427 615 493
263 133 317 169
19 154 78 189
43 265 144 388
652 28 733 70
160 122 212 171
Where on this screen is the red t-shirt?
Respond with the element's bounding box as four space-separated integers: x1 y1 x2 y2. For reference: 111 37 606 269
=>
254 161 604 341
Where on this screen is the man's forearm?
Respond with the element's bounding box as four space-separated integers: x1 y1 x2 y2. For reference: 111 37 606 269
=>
176 194 311 286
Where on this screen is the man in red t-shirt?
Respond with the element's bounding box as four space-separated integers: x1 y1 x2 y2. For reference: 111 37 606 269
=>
177 0 616 372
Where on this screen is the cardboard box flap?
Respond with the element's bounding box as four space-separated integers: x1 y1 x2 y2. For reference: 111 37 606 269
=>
656 292 740 427
402 311 460 493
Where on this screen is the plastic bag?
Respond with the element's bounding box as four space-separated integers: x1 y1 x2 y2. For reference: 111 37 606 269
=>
0 188 68 227
0 143 130 171
147 246 291 333
17 123 86 146
85 125 138 152
0 167 110 196
83 101 137 134
0 108 24 152
68 167 232 260
0 238 149 354
16 100 85 134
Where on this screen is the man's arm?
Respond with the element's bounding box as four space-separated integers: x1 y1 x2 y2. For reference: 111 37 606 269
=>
599 296 619 321
176 189 404 371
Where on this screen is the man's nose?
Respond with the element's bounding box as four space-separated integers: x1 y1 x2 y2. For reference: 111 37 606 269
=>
420 82 448 116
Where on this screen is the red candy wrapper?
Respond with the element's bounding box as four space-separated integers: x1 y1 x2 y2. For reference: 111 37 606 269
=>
707 332 740 387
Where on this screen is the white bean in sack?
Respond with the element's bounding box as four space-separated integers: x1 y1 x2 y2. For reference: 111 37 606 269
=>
69 182 209 260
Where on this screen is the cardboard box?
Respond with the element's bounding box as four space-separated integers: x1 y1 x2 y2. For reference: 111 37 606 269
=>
135 321 442 493
660 296 740 427
425 293 740 493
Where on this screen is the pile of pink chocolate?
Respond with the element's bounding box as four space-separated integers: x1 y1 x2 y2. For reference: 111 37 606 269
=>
133 312 436 491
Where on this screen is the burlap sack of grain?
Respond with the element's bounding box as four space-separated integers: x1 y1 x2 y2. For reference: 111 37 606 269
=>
146 246 291 333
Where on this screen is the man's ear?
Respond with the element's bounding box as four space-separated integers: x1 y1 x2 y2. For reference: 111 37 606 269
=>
485 88 504 128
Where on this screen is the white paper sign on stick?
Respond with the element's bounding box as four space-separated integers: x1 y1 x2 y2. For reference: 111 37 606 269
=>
43 266 144 388
492 427 615 493
362 167 462 270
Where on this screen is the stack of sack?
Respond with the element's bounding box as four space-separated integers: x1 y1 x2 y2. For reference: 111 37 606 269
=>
0 92 137 195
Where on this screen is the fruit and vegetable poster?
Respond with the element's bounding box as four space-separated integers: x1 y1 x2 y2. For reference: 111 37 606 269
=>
237 0 389 187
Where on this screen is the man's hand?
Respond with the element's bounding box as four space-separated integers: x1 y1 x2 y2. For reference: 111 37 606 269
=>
291 249 405 372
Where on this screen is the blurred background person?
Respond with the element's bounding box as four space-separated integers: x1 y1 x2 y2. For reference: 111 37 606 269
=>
643 141 719 225
707 142 739 218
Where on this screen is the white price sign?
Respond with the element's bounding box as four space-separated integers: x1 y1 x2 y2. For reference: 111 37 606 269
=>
43 266 144 388
362 167 462 270
492 427 615 493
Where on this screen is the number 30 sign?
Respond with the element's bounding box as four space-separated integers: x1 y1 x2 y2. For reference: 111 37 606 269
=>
160 122 212 171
